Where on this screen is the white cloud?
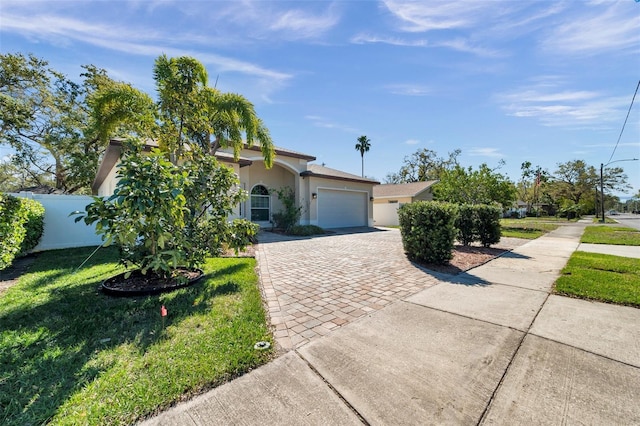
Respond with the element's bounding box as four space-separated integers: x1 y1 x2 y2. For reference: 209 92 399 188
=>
0 12 292 83
543 1 640 55
305 115 361 134
541 2 640 56
381 0 488 32
269 8 339 38
431 38 504 58
496 80 632 128
386 84 433 96
350 33 428 46
405 139 420 145
468 147 503 158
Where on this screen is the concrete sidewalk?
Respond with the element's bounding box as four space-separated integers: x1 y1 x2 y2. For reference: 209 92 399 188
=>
577 243 640 258
141 224 640 425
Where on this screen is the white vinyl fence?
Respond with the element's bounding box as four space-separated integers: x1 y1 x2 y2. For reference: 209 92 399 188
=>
10 192 102 252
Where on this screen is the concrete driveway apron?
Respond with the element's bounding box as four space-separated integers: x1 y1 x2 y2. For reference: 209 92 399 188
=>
256 228 442 350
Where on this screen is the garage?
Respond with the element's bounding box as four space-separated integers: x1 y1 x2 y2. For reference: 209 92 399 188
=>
317 189 368 228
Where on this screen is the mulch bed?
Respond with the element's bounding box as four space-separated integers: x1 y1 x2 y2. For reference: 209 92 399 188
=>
101 268 204 296
419 245 508 275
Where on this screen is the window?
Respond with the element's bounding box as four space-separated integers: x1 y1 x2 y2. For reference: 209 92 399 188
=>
251 185 270 221
388 200 398 204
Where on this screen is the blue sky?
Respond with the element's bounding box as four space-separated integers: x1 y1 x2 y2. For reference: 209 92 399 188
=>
1 0 639 197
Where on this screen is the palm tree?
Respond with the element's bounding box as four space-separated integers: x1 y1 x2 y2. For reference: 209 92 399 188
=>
91 54 274 167
355 135 371 177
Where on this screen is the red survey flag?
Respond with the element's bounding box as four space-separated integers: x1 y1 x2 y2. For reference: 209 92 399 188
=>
161 305 167 317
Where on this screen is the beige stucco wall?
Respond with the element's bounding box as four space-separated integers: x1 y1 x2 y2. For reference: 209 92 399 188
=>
237 161 297 224
305 177 374 226
372 190 433 205
373 196 413 205
97 160 120 197
414 190 434 202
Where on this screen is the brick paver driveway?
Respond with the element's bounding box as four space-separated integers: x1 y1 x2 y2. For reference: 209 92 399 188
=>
256 227 442 350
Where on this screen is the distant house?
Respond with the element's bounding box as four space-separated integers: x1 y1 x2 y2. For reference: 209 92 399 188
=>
372 181 438 226
92 139 380 229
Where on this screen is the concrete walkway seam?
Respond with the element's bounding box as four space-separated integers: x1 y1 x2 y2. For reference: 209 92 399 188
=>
295 350 370 426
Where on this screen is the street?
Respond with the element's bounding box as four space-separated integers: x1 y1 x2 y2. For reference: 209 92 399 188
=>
612 213 640 231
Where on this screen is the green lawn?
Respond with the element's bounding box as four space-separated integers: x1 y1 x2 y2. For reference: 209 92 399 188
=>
581 225 640 246
0 247 273 425
592 217 618 224
555 251 640 307
500 218 560 239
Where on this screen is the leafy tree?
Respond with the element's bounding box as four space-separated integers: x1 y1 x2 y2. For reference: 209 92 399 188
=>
517 162 547 214
80 141 253 276
0 53 116 193
385 148 460 183
355 135 371 177
546 160 629 215
434 163 516 207
80 55 275 278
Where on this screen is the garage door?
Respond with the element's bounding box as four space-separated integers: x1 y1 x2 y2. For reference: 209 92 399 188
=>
318 189 367 228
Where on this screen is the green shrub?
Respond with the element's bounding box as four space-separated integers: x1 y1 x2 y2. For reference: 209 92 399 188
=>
398 201 458 264
288 224 324 236
0 194 45 270
456 204 477 246
270 186 302 233
77 141 258 278
475 204 502 247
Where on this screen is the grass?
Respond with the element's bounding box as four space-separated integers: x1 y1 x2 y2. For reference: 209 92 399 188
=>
555 251 640 307
0 246 273 425
500 218 560 239
581 225 640 246
592 217 618 224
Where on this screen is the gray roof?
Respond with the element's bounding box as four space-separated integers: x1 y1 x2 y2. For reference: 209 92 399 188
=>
301 164 380 184
373 181 438 198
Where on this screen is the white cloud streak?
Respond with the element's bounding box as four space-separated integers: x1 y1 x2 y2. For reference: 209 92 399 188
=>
468 147 504 158
304 115 361 134
496 80 633 128
386 84 433 96
541 2 640 56
351 33 428 47
0 12 292 82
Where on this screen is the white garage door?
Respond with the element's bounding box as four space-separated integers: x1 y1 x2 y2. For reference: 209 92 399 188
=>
318 189 367 228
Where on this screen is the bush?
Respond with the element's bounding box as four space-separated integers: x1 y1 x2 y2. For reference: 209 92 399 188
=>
456 204 477 246
398 201 458 264
0 194 45 270
270 187 302 233
77 141 258 278
475 204 501 247
288 225 324 236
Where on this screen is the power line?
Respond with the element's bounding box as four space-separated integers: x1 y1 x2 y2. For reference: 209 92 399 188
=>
607 79 640 165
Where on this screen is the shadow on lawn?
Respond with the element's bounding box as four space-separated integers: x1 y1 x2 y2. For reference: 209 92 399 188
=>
0 247 244 426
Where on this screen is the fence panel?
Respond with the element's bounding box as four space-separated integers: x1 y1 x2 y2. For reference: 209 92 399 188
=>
373 203 402 227
10 193 102 251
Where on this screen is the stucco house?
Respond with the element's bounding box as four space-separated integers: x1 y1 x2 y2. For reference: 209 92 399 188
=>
92 139 380 229
372 181 438 226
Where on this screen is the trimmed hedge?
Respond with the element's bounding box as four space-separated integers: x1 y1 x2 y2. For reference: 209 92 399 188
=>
399 201 502 265
457 204 501 247
475 204 501 247
456 204 477 246
398 201 458 264
0 194 45 270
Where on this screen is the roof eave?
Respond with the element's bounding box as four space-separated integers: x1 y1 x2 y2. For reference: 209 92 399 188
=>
300 171 380 185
